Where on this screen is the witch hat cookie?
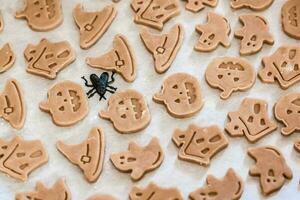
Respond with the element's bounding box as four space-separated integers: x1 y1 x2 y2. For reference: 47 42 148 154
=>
73 4 117 49
57 127 105 183
0 43 15 73
86 34 136 82
140 24 184 73
0 79 25 129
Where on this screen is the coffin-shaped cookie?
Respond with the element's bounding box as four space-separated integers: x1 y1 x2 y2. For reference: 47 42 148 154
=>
140 24 184 73
0 43 15 73
15 179 71 200
57 127 105 182
0 136 48 181
86 34 136 82
0 79 25 129
73 4 117 49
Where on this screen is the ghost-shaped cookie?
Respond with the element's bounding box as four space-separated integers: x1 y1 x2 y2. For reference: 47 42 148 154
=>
172 124 228 166
15 0 63 31
182 0 218 13
140 24 184 74
0 136 48 181
57 127 104 182
195 12 230 52
39 80 89 126
0 43 15 73
205 57 255 99
259 46 300 89
274 93 300 136
0 79 26 129
131 0 180 30
24 38 75 79
110 138 163 181
231 0 274 11
73 4 117 49
100 89 151 134
282 0 300 39
189 168 244 200
129 182 183 200
15 179 71 200
153 73 203 118
86 34 136 82
235 14 274 55
248 146 292 195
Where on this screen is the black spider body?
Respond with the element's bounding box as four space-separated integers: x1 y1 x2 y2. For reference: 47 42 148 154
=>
82 72 117 101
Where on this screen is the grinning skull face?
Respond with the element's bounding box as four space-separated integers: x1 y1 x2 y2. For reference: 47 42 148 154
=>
206 57 255 99
274 93 300 135
259 46 300 89
100 89 150 133
153 73 203 118
15 0 63 31
39 81 88 126
282 0 300 39
235 14 274 55
231 0 274 10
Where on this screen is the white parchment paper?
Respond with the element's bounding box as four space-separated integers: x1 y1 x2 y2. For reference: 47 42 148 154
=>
0 0 300 199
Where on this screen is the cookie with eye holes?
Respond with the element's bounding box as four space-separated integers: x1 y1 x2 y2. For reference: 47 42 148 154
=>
86 34 136 82
195 12 230 52
73 4 117 49
274 93 300 136
258 46 300 89
99 89 151 134
235 14 274 55
231 0 274 11
205 57 255 99
39 80 89 126
110 138 164 181
153 73 203 118
182 0 218 13
15 0 63 31
282 0 300 39
130 0 180 30
248 146 293 196
0 43 15 74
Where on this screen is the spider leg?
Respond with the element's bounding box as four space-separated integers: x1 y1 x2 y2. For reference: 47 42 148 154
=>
100 95 107 101
106 89 116 94
107 85 117 91
108 71 116 84
88 91 97 98
81 76 93 87
87 88 96 95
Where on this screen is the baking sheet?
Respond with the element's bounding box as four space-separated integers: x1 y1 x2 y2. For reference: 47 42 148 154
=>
0 0 300 199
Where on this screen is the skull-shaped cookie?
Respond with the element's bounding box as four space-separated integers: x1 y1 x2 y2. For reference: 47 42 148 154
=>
259 46 300 89
225 98 277 143
282 0 300 39
57 127 105 183
110 138 163 181
274 93 300 136
195 12 230 52
153 73 203 118
24 39 75 79
39 80 89 126
0 79 26 129
182 0 218 13
131 0 180 30
86 34 136 82
231 0 274 11
73 4 117 49
189 168 244 200
129 182 183 200
16 179 71 200
140 24 184 74
235 14 274 55
15 0 63 31
206 57 255 99
0 136 48 181
172 124 228 166
0 43 15 73
100 89 151 134
248 146 293 196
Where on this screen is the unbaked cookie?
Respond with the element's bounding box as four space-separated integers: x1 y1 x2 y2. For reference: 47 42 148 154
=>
0 43 15 74
182 0 218 13
87 194 116 200
281 0 300 39
231 0 274 11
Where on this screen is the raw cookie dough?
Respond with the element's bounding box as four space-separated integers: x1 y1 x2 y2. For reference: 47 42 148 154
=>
0 43 15 74
182 0 218 13
231 0 274 11
281 0 300 39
